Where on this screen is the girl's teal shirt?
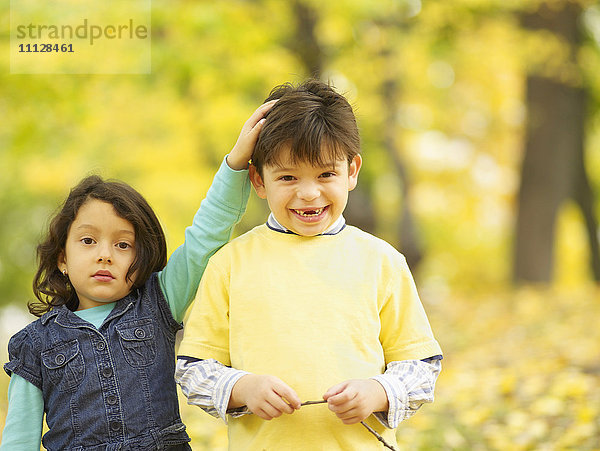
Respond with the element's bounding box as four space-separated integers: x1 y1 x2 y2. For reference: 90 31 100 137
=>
0 157 250 450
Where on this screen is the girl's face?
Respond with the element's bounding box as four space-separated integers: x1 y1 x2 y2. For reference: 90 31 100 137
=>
58 199 137 310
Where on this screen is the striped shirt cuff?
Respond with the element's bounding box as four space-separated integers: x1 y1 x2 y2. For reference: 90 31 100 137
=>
213 367 249 422
371 358 441 428
175 358 248 423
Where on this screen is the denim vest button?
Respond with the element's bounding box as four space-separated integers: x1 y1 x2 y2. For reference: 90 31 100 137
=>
109 421 121 431
134 328 146 339
54 354 66 365
107 395 118 405
102 367 113 378
96 341 106 351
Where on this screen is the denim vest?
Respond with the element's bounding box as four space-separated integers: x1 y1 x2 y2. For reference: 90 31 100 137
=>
5 274 191 450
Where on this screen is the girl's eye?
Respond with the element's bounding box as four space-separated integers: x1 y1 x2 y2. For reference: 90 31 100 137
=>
117 242 131 250
81 237 95 245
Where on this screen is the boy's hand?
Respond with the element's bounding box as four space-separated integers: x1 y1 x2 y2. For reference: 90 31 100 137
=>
230 373 301 420
323 379 389 425
226 100 278 171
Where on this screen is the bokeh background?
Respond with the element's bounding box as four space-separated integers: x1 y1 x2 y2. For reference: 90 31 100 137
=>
1 0 600 449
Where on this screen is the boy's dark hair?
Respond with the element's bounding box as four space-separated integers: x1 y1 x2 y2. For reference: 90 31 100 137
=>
30 175 167 317
252 79 360 176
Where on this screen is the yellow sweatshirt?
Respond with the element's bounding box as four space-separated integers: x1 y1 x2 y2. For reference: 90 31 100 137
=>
179 224 442 450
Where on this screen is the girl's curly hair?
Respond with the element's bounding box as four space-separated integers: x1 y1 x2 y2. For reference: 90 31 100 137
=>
30 175 167 317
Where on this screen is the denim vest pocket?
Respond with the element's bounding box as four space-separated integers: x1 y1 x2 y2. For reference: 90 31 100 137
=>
115 318 156 367
41 340 85 391
160 421 191 447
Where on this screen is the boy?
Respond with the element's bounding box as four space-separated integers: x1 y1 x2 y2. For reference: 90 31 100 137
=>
176 80 443 450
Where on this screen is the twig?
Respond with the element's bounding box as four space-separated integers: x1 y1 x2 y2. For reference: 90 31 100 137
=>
300 400 327 406
226 399 327 415
360 421 398 450
227 400 398 450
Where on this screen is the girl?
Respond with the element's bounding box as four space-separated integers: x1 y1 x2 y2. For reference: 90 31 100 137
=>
0 101 276 450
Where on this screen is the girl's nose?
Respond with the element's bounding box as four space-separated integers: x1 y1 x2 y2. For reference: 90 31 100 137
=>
97 244 112 263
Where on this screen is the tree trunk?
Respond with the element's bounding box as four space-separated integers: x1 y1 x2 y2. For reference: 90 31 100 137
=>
290 0 323 77
514 77 579 282
514 1 600 283
380 73 423 269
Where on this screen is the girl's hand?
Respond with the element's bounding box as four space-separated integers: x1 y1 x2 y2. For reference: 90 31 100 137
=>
226 100 278 171
230 373 301 420
323 379 389 424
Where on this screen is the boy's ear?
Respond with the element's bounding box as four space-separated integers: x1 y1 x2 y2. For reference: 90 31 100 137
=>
347 155 362 192
249 164 267 199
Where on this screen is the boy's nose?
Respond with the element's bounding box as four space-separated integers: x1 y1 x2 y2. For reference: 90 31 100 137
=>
296 182 320 201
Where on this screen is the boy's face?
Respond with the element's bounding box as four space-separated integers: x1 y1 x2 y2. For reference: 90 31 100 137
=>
250 146 362 236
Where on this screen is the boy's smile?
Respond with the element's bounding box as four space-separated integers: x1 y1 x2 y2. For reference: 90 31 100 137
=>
250 147 362 236
292 206 328 219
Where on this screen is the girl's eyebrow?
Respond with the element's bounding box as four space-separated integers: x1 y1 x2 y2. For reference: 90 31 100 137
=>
73 223 98 231
74 224 135 236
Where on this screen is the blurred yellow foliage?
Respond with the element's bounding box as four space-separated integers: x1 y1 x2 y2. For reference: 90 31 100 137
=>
1 0 600 449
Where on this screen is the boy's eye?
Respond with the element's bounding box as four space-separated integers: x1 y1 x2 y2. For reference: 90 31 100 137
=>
320 172 336 178
279 175 295 181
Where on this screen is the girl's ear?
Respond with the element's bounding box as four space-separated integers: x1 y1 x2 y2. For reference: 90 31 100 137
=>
249 164 267 199
57 251 67 273
347 155 362 192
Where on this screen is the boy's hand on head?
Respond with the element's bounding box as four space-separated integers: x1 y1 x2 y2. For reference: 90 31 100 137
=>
230 373 301 420
226 100 278 171
323 379 389 425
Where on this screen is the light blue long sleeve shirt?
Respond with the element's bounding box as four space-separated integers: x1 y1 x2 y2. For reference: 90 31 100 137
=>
0 157 250 450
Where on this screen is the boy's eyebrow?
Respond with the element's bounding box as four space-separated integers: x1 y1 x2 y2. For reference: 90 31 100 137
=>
269 160 341 172
269 166 296 173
